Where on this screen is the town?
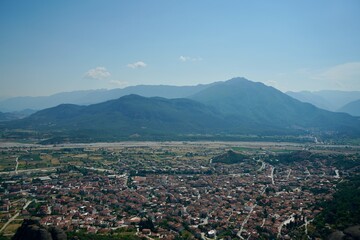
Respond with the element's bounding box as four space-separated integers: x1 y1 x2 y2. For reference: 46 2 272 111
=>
0 142 359 239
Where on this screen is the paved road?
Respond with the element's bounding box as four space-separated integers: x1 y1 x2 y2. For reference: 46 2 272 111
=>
277 214 295 238
14 157 19 174
0 200 33 233
237 203 257 239
0 167 59 175
258 161 265 171
270 166 275 185
286 169 292 180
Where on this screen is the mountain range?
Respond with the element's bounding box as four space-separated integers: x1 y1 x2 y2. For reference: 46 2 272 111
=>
0 109 36 122
2 79 359 118
1 78 359 143
287 90 360 115
0 83 216 113
338 99 360 117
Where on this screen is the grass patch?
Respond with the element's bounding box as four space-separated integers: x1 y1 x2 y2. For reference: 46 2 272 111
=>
3 223 21 235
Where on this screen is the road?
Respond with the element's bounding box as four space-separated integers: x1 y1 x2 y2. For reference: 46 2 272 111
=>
237 203 257 239
261 185 268 195
14 157 19 174
286 169 292 180
199 216 208 225
183 206 188 215
277 214 295 238
0 167 59 175
261 218 266 227
122 173 128 188
0 200 33 234
227 209 234 221
258 160 265 171
270 166 275 185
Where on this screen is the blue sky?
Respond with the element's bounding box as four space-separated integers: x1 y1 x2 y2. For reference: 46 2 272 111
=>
1 0 360 97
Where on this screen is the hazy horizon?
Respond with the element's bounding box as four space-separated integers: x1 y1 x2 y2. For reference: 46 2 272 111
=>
2 77 360 99
1 1 360 98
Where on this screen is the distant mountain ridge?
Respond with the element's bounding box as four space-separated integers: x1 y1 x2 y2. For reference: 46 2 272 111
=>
338 99 360 116
2 77 359 142
0 109 36 122
3 94 229 141
190 78 359 134
0 83 217 112
286 91 333 111
4 80 360 116
0 111 15 122
287 90 360 112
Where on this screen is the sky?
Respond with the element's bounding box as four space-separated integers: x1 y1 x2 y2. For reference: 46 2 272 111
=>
0 0 360 98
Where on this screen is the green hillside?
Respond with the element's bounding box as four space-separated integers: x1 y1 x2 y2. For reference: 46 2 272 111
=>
1 78 360 142
190 77 360 135
2 95 229 141
338 99 360 116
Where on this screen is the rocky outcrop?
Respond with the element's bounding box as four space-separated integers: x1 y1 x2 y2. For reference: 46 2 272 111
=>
327 225 360 240
344 225 360 240
12 218 66 240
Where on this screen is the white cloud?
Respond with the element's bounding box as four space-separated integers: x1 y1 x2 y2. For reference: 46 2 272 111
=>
315 62 360 81
127 61 147 69
276 62 360 91
179 56 188 62
84 67 111 80
179 56 203 62
312 62 360 90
